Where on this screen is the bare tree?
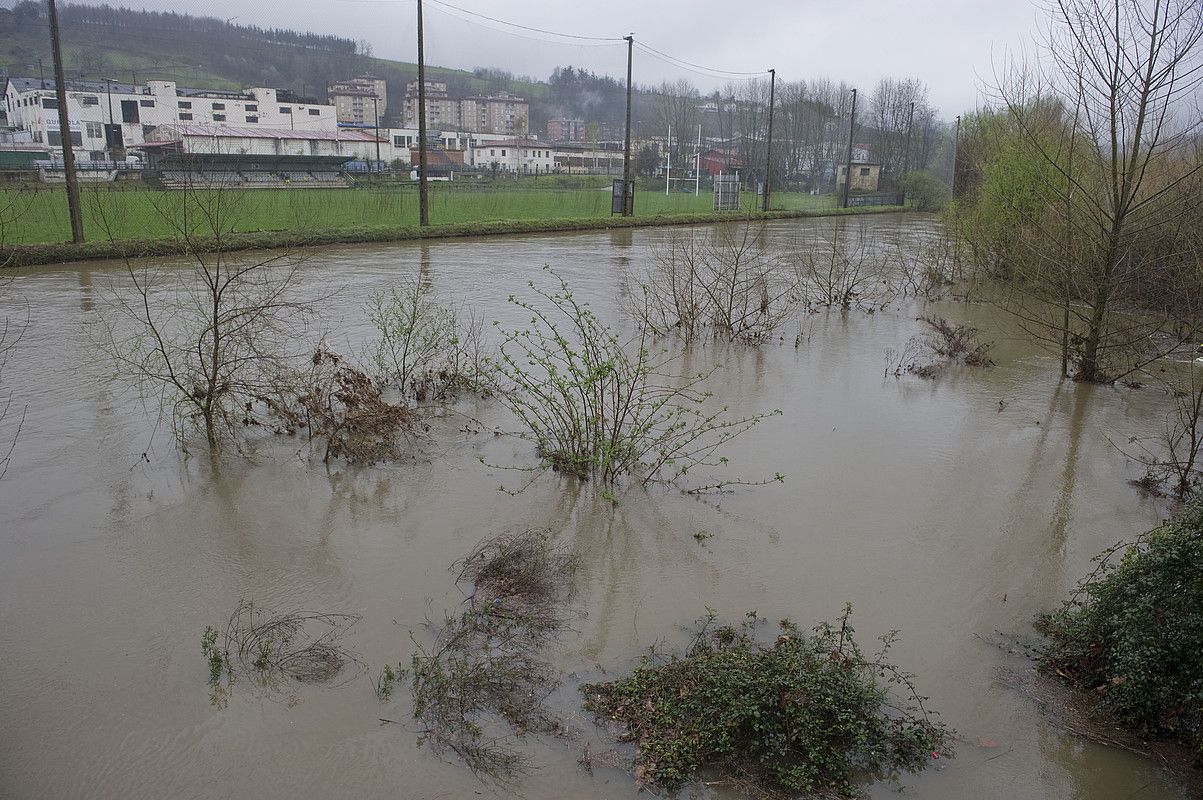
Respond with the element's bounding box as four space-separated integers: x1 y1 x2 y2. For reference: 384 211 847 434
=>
988 0 1203 382
0 287 27 480
1122 366 1203 499
630 220 799 343
96 175 315 452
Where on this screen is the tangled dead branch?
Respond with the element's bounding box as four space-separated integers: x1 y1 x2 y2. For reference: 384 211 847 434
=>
204 600 363 690
262 348 418 464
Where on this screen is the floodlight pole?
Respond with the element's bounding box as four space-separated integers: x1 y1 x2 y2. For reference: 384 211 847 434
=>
417 0 430 225
695 122 701 196
48 0 84 244
841 87 857 209
665 124 671 196
763 67 775 212
621 34 634 216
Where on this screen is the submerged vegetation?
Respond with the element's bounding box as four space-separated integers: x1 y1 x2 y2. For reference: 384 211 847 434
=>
1039 502 1203 764
406 529 579 779
491 268 781 489
583 607 952 796
202 601 363 689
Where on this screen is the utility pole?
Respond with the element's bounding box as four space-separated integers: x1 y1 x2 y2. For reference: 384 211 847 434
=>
621 34 634 216
416 0 430 225
763 68 775 212
372 97 381 174
841 87 858 209
48 0 84 244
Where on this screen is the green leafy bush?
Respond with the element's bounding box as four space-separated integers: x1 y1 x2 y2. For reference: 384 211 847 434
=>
1040 502 1203 763
582 608 951 796
901 170 951 212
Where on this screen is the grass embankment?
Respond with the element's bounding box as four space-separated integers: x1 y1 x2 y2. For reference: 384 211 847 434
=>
1 184 904 266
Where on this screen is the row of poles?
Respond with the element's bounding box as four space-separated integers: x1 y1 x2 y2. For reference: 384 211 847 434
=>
45 0 948 243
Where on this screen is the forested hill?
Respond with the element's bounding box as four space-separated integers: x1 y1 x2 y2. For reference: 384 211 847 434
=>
0 1 546 121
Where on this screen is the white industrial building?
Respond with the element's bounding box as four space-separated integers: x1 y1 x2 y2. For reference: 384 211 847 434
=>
3 77 337 160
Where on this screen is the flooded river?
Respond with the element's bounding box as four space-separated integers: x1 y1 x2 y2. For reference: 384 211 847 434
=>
0 215 1190 799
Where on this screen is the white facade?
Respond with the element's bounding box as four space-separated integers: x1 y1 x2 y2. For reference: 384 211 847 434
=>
145 124 388 161
385 128 513 167
471 138 555 174
3 77 336 159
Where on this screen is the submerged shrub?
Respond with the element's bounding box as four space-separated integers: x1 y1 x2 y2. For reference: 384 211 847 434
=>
582 607 952 796
1039 502 1203 763
489 268 781 488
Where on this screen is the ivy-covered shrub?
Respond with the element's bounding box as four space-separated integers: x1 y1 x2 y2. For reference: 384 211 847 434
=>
582 609 951 797
1040 501 1203 763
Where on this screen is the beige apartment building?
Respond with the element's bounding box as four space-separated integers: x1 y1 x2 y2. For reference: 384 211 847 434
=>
328 75 387 126
402 81 528 135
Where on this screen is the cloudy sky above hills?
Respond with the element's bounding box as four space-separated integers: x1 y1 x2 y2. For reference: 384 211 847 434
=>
65 0 1045 116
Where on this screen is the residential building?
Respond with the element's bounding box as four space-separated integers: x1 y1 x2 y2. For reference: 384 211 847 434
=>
401 81 460 130
3 77 336 159
471 137 554 174
546 118 585 143
328 75 387 126
836 161 882 192
459 92 528 135
385 128 511 167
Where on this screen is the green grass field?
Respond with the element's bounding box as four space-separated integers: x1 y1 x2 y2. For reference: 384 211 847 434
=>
3 184 841 246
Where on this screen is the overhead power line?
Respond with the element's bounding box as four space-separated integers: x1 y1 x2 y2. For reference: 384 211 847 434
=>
425 0 624 42
634 41 769 80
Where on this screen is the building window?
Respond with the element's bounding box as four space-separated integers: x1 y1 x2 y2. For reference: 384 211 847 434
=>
245 116 258 123
246 104 257 112
501 149 506 156
81 95 99 106
48 131 83 147
41 97 58 109
859 167 870 176
179 101 192 109
212 102 225 110
213 113 226 122
142 125 155 138
308 108 320 116
85 121 102 138
120 99 139 123
139 99 154 108
179 112 193 121
279 106 292 114
490 149 495 156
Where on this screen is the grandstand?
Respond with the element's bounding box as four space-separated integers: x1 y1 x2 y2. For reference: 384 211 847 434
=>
134 145 356 190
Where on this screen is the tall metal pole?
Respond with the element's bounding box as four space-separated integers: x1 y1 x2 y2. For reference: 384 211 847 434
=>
104 76 114 158
694 122 701 197
48 0 84 244
416 0 430 226
763 67 775 212
902 100 914 176
373 97 381 173
841 87 857 209
621 34 634 216
664 124 671 196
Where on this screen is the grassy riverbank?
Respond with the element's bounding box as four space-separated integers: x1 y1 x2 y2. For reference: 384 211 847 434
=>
0 184 907 267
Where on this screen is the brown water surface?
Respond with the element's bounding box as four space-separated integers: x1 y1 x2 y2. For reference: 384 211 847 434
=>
0 215 1188 799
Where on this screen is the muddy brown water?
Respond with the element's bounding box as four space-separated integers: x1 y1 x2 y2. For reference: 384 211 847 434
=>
0 214 1191 799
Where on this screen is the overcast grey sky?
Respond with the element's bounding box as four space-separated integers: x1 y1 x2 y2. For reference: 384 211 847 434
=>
71 0 1045 116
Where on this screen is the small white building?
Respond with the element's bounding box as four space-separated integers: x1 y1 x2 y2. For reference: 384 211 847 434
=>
385 128 513 167
3 77 336 160
471 138 555 175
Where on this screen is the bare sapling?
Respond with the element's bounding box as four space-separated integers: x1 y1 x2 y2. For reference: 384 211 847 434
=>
794 221 891 310
366 283 489 401
489 268 783 491
1121 367 1203 499
94 173 316 453
630 220 800 343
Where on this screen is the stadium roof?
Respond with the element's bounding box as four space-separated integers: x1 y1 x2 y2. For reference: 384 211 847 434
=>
147 124 383 142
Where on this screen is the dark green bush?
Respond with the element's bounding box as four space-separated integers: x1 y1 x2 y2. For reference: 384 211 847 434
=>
902 170 951 212
1040 501 1203 763
582 608 951 796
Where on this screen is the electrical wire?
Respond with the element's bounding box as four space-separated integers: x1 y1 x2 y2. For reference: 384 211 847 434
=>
425 0 624 42
425 3 625 49
634 42 767 82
